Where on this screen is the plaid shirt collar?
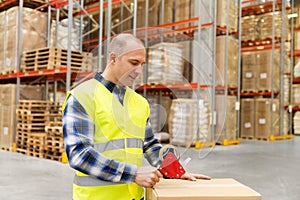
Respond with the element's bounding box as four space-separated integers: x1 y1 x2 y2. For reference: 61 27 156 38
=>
94 72 116 93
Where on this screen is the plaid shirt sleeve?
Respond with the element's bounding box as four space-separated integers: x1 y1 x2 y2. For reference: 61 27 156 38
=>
63 95 138 183
143 119 162 167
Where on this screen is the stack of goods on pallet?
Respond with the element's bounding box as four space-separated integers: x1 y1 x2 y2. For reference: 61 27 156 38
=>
147 43 184 84
168 98 210 147
0 6 47 74
21 47 93 72
216 0 238 31
215 95 237 142
50 19 87 51
242 12 289 42
242 50 280 92
258 12 289 40
294 112 300 135
292 84 300 105
255 98 279 139
0 84 44 150
241 15 258 41
215 36 238 87
240 98 255 139
241 98 289 139
283 75 290 105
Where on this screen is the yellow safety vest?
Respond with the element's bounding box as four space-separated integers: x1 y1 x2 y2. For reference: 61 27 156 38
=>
62 79 150 200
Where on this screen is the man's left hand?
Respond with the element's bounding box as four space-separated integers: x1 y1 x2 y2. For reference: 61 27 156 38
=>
180 172 211 181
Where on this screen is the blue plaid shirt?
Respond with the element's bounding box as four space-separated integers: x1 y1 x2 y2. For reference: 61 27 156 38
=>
63 72 162 183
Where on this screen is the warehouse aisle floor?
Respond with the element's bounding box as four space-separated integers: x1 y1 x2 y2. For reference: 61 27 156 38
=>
0 136 299 200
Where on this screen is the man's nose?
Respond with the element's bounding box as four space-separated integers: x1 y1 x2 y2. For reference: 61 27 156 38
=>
134 66 142 74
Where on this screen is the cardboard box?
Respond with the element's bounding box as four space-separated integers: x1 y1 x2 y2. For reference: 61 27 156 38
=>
241 99 255 138
255 98 279 138
215 95 237 142
146 178 261 200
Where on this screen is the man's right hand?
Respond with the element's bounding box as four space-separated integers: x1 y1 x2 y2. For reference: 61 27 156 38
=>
134 166 163 188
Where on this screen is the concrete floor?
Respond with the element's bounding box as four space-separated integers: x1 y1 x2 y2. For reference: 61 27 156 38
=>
0 136 299 200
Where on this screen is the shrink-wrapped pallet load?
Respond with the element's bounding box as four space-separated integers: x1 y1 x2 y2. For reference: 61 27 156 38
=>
215 95 237 142
148 43 184 84
216 36 238 87
3 7 47 73
255 98 279 139
216 0 238 31
292 84 300 105
242 52 257 92
240 98 255 139
168 98 210 147
294 111 300 135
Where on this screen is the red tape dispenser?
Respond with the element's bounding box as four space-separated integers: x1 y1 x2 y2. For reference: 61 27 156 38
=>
158 151 186 179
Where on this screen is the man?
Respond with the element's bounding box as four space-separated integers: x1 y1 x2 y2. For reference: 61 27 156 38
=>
63 33 210 200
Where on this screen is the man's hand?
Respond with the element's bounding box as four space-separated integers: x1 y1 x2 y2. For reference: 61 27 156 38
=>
180 172 211 181
134 166 163 188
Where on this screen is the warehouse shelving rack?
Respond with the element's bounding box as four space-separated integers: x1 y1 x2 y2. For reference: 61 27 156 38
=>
0 0 243 150
64 0 220 148
239 0 294 141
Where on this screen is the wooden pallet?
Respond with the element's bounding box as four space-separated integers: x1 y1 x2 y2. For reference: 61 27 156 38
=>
17 123 46 131
44 153 63 162
26 133 46 158
45 126 63 136
0 69 17 75
0 147 10 151
21 47 93 72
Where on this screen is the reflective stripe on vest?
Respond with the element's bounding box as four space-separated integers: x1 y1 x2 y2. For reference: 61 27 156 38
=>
94 138 143 153
74 174 122 186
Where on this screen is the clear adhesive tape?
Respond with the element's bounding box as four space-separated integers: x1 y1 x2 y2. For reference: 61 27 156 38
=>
159 144 180 161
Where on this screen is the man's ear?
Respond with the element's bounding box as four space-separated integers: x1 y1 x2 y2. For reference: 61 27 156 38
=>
109 53 117 63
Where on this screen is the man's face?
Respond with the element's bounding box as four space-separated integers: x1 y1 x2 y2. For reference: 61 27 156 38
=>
114 48 146 86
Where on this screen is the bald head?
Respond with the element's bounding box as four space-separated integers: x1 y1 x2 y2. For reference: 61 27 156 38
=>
108 34 145 59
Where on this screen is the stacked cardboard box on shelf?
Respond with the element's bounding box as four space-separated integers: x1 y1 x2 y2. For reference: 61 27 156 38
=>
255 98 279 139
215 95 237 142
283 75 290 105
0 6 47 74
147 42 184 84
242 50 280 92
241 98 255 139
242 52 257 91
215 35 238 87
242 12 290 41
256 50 280 92
168 98 210 147
292 84 300 105
294 111 300 135
174 0 194 29
0 11 5 72
0 84 44 150
216 0 238 31
242 15 258 41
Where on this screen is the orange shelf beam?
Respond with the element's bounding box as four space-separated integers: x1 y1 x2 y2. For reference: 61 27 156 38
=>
293 77 300 84
135 83 210 92
241 44 280 52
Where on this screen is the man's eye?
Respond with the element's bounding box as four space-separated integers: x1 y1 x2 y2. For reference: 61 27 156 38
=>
131 62 139 66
